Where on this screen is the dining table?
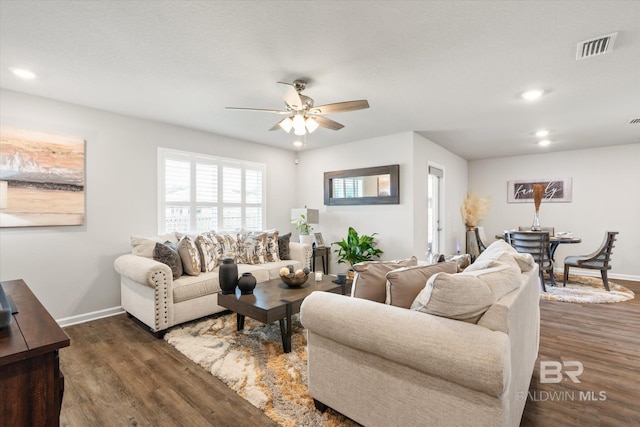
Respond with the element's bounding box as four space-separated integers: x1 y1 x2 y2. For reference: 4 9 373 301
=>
496 232 581 260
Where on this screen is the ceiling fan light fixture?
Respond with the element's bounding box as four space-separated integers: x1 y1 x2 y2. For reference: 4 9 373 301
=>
279 117 293 133
305 117 319 133
292 114 306 135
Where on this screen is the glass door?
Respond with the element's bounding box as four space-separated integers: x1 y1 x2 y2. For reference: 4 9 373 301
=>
427 165 444 254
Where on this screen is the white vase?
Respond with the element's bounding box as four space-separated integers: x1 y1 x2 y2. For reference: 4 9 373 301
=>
299 234 313 244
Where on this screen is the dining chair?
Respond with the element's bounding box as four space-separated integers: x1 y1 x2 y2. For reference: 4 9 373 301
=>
518 226 555 236
506 231 555 292
474 227 488 255
563 231 619 291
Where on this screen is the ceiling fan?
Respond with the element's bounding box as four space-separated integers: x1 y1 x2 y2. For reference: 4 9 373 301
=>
225 80 369 136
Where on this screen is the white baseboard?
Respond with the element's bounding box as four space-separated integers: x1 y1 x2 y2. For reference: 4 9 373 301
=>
552 268 640 282
57 306 124 328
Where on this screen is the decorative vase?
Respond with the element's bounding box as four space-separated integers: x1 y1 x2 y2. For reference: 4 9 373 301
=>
531 210 541 231
299 234 313 244
219 258 238 295
237 272 257 295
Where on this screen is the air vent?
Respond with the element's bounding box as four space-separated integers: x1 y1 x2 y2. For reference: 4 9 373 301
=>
628 118 640 125
576 32 617 60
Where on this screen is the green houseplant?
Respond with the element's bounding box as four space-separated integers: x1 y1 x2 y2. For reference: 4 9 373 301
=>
291 214 314 244
333 227 384 277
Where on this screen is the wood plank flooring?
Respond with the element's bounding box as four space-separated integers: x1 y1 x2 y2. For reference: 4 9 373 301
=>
59 279 640 426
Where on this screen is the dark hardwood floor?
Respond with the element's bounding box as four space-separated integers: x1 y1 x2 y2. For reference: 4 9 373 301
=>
59 279 640 426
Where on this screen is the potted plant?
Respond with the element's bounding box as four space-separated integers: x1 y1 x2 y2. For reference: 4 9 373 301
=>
291 214 314 244
333 227 384 279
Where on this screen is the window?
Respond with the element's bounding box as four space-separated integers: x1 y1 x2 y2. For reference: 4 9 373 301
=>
158 148 265 234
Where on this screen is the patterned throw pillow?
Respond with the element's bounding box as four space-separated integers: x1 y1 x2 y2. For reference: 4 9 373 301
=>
278 232 292 260
236 232 267 265
195 234 219 272
177 235 201 276
209 233 239 261
261 230 280 263
153 241 183 279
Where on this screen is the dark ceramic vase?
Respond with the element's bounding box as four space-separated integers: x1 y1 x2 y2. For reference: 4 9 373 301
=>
237 272 257 295
219 258 238 295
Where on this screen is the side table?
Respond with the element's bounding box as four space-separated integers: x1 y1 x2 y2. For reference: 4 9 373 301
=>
312 246 329 274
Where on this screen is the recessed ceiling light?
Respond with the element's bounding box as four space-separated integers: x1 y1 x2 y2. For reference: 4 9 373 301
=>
538 139 551 147
535 129 550 137
11 68 37 79
293 140 303 148
521 89 544 101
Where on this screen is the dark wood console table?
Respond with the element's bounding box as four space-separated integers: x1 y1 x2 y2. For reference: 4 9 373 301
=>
0 279 70 426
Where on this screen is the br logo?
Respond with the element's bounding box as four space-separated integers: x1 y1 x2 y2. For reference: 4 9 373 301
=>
540 361 584 383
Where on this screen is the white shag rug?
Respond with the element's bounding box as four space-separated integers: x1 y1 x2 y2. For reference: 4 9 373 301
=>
541 274 635 303
164 313 359 427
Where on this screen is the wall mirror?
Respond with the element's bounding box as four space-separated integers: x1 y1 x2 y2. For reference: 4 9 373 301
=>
324 164 399 205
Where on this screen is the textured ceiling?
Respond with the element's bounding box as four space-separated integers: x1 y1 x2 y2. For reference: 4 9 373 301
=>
1 1 638 160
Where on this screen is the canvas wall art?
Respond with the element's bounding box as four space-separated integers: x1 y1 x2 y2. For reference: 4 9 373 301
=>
0 127 85 227
507 178 572 203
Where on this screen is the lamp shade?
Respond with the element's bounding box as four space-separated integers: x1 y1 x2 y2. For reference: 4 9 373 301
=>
0 181 7 210
291 208 319 224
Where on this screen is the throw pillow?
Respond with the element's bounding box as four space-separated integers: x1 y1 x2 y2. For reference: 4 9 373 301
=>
236 232 267 265
153 241 183 279
459 254 522 299
278 232 292 260
130 232 178 258
195 234 218 272
385 261 458 309
466 239 535 273
411 272 495 323
210 232 239 261
262 230 281 263
177 235 201 276
351 257 418 303
410 257 523 323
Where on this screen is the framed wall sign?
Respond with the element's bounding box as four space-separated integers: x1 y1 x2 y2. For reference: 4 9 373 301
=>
507 178 572 203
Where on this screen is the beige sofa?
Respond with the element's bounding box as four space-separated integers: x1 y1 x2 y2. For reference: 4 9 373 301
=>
114 232 312 336
300 241 540 427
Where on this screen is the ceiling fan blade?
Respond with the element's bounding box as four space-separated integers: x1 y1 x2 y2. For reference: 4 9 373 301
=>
277 82 303 109
269 117 290 131
311 115 344 131
225 107 290 114
310 100 369 114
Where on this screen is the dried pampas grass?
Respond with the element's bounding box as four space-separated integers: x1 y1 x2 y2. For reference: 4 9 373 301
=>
461 193 490 228
533 184 545 212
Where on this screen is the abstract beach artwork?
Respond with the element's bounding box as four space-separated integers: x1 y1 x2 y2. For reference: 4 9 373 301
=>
0 127 85 227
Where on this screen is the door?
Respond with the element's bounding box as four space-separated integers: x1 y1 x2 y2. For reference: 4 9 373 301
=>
427 165 444 254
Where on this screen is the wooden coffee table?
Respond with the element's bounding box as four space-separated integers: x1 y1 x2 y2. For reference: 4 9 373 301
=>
217 276 343 353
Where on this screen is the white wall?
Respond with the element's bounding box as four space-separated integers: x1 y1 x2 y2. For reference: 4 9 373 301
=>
295 132 468 274
468 143 640 279
0 89 298 320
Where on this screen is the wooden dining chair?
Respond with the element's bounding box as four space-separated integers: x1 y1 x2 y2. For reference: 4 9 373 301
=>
474 227 488 255
506 231 555 292
563 231 619 291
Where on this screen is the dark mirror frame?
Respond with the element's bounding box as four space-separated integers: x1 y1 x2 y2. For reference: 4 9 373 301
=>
324 164 400 205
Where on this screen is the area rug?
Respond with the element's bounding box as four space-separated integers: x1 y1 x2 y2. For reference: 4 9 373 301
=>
164 314 359 427
540 274 635 303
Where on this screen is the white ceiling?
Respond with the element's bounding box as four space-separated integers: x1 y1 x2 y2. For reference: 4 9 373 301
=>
1 1 638 160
